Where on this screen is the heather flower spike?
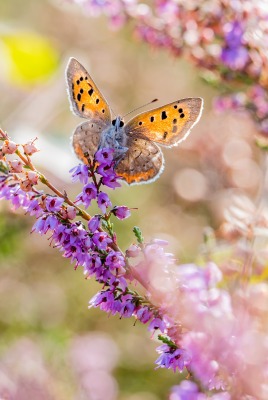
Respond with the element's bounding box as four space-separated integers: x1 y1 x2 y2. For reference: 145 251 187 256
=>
2 125 268 398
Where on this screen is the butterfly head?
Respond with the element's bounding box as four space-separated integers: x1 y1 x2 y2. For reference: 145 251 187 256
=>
111 116 124 131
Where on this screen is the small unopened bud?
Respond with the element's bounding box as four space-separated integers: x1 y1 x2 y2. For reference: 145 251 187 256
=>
9 159 23 173
20 179 33 192
126 244 140 258
61 206 77 220
111 206 131 220
26 171 39 185
23 139 39 155
2 140 18 154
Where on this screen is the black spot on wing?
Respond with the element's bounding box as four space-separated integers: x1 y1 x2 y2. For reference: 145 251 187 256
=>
161 111 167 120
88 88 94 96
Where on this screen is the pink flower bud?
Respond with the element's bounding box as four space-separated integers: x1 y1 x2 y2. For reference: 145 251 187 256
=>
61 206 77 220
9 159 23 173
2 140 18 154
26 171 39 185
20 179 33 192
126 244 140 258
112 206 131 220
23 139 39 155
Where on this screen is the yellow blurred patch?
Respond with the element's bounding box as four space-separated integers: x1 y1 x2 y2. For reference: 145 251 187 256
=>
1 31 59 86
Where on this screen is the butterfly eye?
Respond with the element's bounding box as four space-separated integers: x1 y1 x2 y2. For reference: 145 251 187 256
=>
112 119 116 126
119 120 124 128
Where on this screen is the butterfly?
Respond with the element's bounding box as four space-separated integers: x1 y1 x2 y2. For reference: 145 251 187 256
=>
66 58 203 185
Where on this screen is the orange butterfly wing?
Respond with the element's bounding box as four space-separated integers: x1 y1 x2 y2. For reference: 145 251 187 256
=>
66 57 111 124
125 98 203 147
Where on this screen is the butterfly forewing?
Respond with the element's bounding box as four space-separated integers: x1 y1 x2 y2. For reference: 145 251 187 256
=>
115 136 164 185
66 58 111 124
125 98 203 147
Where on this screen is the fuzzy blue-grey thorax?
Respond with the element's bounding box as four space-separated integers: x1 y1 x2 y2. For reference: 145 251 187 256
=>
98 116 128 162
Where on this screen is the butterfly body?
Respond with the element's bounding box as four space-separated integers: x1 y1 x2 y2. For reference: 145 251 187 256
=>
66 58 203 185
98 116 128 163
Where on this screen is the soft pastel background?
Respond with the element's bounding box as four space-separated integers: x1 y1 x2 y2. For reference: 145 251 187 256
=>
0 1 262 399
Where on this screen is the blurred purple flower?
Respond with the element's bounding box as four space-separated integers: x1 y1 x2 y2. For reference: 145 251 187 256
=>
111 206 131 220
101 173 121 189
45 196 64 212
95 148 114 165
70 164 89 184
148 317 166 333
156 345 191 372
97 191 112 213
92 231 112 250
77 183 98 208
88 215 101 232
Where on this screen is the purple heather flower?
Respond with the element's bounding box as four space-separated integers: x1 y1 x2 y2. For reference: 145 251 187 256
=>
111 206 131 220
135 306 153 324
221 46 249 70
44 214 59 232
148 317 166 333
101 173 121 189
120 294 135 318
105 250 125 270
70 164 89 184
84 253 103 276
92 231 112 250
97 191 112 213
89 290 122 315
156 344 191 372
76 183 98 208
65 223 88 244
96 162 113 177
45 196 64 212
224 21 244 48
88 215 101 232
170 381 231 400
94 148 114 165
169 381 204 400
32 216 47 234
26 198 43 217
221 21 249 70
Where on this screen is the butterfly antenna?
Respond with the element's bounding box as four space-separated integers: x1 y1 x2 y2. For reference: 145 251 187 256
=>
122 98 158 118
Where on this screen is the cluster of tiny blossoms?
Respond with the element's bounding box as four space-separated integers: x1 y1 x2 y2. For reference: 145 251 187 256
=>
2 130 268 399
0 130 187 375
69 0 268 135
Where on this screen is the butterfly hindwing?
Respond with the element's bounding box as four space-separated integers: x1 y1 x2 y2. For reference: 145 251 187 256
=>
66 58 111 124
124 98 203 147
72 121 104 164
115 135 164 185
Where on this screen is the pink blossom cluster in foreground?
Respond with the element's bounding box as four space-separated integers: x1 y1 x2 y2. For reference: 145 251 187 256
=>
1 130 268 398
68 0 268 136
